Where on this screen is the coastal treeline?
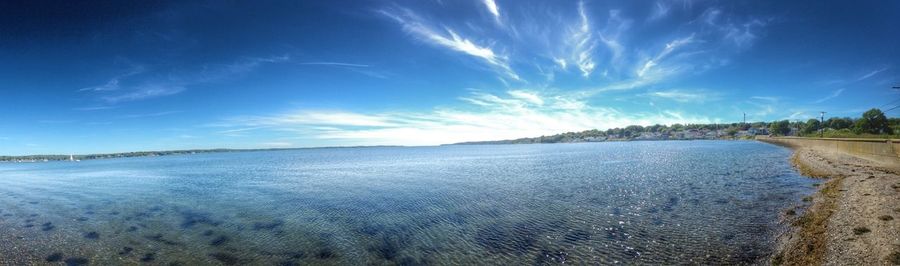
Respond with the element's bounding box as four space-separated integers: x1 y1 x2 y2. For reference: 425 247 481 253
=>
458 108 899 145
768 108 900 138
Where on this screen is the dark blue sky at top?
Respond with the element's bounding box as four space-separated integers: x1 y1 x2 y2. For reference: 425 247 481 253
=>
0 0 898 155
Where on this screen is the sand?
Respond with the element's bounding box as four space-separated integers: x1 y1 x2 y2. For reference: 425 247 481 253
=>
773 147 900 265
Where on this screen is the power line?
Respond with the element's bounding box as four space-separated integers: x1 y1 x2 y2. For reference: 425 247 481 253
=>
880 98 900 108
885 104 900 112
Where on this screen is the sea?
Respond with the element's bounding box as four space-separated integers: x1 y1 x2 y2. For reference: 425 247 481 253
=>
0 141 817 265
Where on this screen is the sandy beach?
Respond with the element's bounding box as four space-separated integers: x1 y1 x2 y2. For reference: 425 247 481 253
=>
773 147 900 265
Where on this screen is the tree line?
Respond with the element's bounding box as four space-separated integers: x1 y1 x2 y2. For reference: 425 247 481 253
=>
458 108 898 145
767 108 897 137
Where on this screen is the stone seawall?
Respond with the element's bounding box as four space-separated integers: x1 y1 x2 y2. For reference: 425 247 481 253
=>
757 136 900 166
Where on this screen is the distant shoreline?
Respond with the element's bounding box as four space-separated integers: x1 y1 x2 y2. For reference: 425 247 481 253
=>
0 146 404 163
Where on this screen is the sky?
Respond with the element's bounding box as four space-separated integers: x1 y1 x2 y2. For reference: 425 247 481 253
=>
0 0 898 155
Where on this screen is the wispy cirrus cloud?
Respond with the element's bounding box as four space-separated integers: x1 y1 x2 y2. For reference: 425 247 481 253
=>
482 0 500 23
102 85 186 103
812 88 845 104
73 106 117 111
698 8 768 49
207 2 774 147
570 1 596 77
750 96 779 102
87 55 289 104
636 34 695 78
648 1 670 21
379 7 519 80
79 65 145 92
857 66 888 81
117 110 182 119
644 89 719 103
297 62 370 68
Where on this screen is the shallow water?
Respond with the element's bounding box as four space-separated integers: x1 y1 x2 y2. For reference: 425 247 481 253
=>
0 141 815 265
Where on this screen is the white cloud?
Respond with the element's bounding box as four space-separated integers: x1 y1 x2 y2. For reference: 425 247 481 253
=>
812 88 844 104
297 62 369 67
79 65 145 92
102 85 186 103
571 2 596 77
637 34 695 78
645 89 717 103
97 55 288 103
381 8 519 80
482 0 500 22
648 1 670 21
117 110 182 119
857 67 888 81
507 90 544 105
80 79 121 92
217 90 714 146
750 96 778 102
699 8 767 49
567 1 596 77
73 106 117 111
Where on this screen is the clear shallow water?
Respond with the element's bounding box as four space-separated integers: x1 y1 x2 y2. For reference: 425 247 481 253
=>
0 141 815 265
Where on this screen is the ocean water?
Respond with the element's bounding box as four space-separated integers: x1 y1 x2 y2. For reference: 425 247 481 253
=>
0 141 816 265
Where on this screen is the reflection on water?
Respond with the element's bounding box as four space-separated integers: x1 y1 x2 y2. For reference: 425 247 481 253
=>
0 141 815 265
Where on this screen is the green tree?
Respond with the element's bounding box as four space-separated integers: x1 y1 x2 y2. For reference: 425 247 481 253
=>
854 108 891 134
802 119 820 134
726 128 738 138
769 120 791 136
825 117 852 130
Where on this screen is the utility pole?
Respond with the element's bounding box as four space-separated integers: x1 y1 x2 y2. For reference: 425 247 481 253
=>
820 111 826 138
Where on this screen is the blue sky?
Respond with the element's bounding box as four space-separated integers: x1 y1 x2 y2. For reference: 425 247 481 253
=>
0 0 898 155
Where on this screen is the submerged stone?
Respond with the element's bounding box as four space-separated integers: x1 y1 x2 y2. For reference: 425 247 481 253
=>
84 231 100 239
180 210 220 228
316 250 336 259
140 253 155 262
46 252 63 262
118 246 133 255
209 252 240 265
474 223 539 254
145 233 181 246
252 219 284 231
64 257 89 266
210 235 230 246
